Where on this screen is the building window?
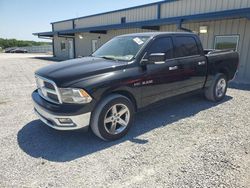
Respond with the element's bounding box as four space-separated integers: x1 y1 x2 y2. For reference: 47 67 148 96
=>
214 35 239 51
121 17 126 24
61 41 66 51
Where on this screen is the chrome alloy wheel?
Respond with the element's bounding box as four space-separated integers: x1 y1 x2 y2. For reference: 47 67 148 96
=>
216 78 227 98
104 104 130 135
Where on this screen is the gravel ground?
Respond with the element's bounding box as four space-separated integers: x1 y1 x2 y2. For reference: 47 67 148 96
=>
0 53 249 188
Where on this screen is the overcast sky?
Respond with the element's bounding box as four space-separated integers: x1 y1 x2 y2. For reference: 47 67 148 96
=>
0 0 160 41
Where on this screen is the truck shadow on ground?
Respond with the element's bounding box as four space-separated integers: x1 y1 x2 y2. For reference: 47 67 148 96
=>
18 94 232 162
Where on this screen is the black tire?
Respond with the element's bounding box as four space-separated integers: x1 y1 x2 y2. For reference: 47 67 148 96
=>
205 73 228 102
90 94 135 141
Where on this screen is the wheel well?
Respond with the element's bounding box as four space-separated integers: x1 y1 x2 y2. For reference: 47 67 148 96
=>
218 68 230 80
110 90 138 111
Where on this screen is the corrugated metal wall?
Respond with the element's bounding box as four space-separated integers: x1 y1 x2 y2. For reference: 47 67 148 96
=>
53 0 250 30
52 0 250 83
74 5 158 29
161 18 250 83
75 28 152 57
73 18 250 83
53 21 73 31
161 0 250 18
53 35 73 60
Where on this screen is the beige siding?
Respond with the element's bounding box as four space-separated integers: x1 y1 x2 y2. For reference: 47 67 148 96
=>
54 17 250 83
74 17 249 61
75 33 107 57
53 21 73 31
161 0 250 18
75 5 157 29
75 28 153 57
52 0 250 31
161 18 250 83
54 35 73 60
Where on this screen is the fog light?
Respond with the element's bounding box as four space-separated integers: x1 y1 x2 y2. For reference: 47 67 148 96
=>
58 118 73 124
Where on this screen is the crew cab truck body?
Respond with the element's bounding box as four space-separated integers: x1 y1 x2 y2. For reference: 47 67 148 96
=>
32 32 239 140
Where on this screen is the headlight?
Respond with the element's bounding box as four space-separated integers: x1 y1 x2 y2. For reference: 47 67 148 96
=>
59 88 92 104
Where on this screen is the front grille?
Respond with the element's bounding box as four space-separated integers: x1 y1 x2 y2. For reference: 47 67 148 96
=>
35 75 61 104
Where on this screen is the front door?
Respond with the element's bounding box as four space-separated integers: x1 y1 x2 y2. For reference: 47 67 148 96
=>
141 36 186 106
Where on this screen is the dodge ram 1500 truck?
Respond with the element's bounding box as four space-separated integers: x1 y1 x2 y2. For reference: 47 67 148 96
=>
32 32 239 141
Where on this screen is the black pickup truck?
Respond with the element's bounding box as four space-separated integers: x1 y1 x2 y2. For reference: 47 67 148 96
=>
32 32 239 140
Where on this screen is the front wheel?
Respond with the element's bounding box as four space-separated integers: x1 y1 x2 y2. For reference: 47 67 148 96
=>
205 73 228 102
90 94 135 141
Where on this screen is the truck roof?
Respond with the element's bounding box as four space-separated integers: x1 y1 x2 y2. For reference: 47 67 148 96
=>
119 32 196 37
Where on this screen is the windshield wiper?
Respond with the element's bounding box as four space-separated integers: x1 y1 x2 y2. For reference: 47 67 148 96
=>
99 56 117 61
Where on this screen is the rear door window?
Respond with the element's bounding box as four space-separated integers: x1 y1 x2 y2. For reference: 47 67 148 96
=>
175 36 199 58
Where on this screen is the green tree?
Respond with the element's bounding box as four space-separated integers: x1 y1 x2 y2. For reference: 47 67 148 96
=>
0 38 51 49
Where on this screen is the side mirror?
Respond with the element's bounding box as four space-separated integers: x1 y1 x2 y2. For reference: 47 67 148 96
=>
142 53 166 65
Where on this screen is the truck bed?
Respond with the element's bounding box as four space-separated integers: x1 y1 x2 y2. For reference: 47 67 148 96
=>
204 49 239 81
204 49 234 55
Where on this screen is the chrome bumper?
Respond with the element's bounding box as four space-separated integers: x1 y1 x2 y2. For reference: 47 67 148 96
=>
33 101 91 130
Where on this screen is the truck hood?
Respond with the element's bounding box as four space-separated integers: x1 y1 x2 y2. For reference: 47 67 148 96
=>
35 57 129 87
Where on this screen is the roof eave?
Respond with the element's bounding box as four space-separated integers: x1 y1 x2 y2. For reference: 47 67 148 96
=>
58 8 250 35
34 8 250 37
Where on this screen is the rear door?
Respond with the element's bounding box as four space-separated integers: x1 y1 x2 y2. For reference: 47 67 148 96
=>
173 35 207 92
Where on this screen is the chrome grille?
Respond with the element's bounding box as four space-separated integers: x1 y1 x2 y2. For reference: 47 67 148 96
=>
35 75 62 104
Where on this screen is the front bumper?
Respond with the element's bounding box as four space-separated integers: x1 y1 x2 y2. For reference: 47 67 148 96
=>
32 91 91 130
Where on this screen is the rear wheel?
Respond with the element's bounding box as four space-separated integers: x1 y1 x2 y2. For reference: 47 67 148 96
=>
90 94 135 141
205 73 228 102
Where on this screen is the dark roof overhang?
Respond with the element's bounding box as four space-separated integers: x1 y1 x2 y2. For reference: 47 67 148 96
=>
33 31 55 37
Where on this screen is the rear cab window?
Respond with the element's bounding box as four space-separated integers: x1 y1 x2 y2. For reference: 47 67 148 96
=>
174 36 200 58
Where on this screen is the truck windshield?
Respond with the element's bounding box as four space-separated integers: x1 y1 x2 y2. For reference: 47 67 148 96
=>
92 36 150 61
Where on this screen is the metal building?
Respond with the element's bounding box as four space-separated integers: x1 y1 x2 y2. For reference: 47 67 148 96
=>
34 0 250 84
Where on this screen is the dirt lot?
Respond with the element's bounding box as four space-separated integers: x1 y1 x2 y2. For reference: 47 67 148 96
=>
0 53 249 187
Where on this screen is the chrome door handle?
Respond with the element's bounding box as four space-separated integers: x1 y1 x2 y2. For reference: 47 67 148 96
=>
198 61 206 65
169 66 178 71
